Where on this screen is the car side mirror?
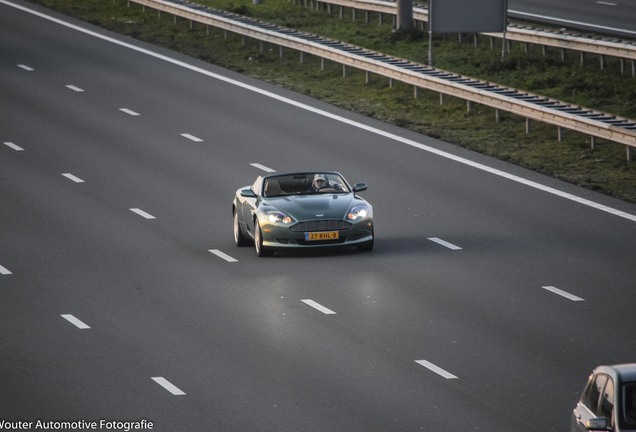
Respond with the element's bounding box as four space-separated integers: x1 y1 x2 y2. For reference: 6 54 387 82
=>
240 188 257 198
353 182 367 192
585 417 610 431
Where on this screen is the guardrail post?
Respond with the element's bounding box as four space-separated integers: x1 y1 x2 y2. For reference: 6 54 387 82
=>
600 54 606 70
495 109 501 123
365 71 370 84
590 136 596 150
627 146 634 162
526 118 532 134
558 126 564 142
414 86 418 99
467 100 472 114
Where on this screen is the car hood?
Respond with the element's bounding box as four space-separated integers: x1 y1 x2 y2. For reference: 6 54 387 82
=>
264 194 355 220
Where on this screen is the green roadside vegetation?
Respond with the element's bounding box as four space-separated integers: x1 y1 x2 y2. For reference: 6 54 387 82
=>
28 0 636 203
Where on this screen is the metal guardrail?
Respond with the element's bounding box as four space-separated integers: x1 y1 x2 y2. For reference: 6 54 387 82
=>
311 0 636 64
128 0 636 160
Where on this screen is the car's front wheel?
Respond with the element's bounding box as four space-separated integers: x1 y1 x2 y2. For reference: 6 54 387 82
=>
357 229 374 252
254 222 273 257
234 210 250 246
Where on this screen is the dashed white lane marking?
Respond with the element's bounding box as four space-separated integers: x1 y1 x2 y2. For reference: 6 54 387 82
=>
415 360 459 379
542 285 585 301
301 299 337 315
208 249 238 262
8 0 636 224
119 108 140 116
180 133 203 142
0 265 12 275
65 85 84 92
62 173 85 183
61 314 90 329
3 142 24 151
596 1 617 5
250 163 276 173
130 208 156 219
17 64 34 71
428 237 462 250
151 377 186 396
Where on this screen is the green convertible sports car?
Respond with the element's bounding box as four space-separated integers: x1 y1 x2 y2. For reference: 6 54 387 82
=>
232 171 374 256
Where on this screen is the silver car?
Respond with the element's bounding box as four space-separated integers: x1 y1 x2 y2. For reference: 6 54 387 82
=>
571 363 636 432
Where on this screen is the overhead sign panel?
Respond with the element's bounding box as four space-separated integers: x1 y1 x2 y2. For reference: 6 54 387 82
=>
430 0 507 33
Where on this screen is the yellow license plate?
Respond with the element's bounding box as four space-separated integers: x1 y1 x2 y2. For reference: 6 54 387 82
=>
305 231 339 241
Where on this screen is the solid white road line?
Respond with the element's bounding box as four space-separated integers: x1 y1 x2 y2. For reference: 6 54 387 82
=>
130 208 156 219
17 64 34 71
542 285 585 301
415 360 459 379
3 142 24 151
0 265 12 275
119 108 140 116
208 249 238 262
6 0 636 223
301 299 337 315
61 314 90 329
180 133 203 142
427 237 462 250
250 163 276 173
151 377 186 395
62 173 85 183
65 85 84 92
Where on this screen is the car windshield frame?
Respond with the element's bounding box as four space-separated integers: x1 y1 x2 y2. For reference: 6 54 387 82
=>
262 173 351 198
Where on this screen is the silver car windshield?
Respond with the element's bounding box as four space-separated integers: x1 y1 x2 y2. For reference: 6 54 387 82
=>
263 173 350 197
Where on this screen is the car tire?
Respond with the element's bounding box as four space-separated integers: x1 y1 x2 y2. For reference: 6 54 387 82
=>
357 229 374 252
254 222 273 257
233 210 250 246
357 239 374 252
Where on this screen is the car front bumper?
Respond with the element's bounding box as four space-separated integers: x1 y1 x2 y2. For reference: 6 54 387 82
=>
260 218 374 250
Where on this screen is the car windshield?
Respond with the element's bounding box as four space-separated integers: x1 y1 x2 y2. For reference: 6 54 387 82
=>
263 173 350 197
624 382 636 428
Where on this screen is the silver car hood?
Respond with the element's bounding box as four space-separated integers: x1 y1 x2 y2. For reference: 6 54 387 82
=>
264 194 355 220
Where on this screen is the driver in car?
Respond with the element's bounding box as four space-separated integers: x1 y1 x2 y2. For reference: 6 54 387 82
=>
311 174 329 192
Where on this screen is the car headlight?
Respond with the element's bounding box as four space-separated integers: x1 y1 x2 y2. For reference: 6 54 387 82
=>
347 206 369 221
266 211 293 224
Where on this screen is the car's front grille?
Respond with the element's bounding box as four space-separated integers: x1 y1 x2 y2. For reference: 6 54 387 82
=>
290 220 351 232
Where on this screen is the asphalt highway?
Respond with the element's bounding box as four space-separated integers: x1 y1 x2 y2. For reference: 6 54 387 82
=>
510 0 636 37
1 1 636 431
